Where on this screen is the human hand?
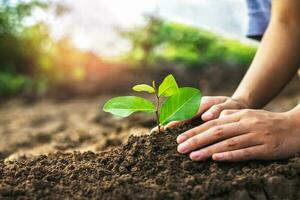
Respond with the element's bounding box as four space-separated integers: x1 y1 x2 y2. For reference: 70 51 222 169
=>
151 96 248 133
176 109 300 161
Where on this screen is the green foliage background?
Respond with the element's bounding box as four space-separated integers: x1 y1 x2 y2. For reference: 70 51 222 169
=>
0 0 51 96
0 2 257 97
121 16 257 69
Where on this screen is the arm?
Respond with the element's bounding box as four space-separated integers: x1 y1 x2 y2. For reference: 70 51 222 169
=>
190 0 300 122
156 0 300 130
174 0 300 161
233 0 300 109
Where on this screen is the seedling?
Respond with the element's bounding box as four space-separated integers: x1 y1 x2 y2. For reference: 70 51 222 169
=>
103 74 201 133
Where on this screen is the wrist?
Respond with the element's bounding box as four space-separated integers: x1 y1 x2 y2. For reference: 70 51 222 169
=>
231 93 253 109
284 105 300 124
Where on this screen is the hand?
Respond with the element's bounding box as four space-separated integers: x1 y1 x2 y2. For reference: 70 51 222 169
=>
151 96 248 133
193 96 249 121
176 109 300 161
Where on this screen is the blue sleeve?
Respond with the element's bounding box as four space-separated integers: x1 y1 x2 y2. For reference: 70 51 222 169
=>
246 0 272 37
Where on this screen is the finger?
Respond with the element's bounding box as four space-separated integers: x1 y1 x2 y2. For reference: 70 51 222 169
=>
177 112 241 144
219 109 240 119
198 96 227 115
164 121 183 129
168 97 228 127
150 125 165 133
177 121 244 153
160 97 227 129
202 102 230 121
150 126 158 133
212 145 265 162
189 133 262 160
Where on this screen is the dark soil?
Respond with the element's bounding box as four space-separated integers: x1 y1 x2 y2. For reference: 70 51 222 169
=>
1 125 300 200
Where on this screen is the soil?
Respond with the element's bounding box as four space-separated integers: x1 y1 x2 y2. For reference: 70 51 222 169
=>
1 125 300 200
0 78 299 200
0 97 155 160
0 78 299 160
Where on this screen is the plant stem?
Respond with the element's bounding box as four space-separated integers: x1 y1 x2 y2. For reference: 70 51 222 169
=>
155 94 160 133
153 81 161 133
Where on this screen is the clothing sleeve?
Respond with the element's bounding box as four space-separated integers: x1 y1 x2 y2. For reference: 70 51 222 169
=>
246 0 272 37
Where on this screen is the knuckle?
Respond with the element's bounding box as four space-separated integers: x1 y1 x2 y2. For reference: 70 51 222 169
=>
212 126 225 137
238 118 247 126
249 117 260 126
270 141 281 153
226 139 237 148
189 137 200 147
226 151 234 160
262 131 271 137
201 149 210 157
243 149 252 158
212 105 222 113
207 120 217 127
220 110 230 116
186 129 196 137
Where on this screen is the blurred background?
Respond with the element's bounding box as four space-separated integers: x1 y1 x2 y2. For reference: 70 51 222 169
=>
0 0 299 160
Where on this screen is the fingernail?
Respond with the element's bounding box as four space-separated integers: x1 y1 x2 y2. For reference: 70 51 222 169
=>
213 153 224 161
177 143 189 153
177 135 188 143
190 151 204 160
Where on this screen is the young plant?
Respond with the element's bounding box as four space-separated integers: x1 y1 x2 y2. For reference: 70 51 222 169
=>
103 74 201 133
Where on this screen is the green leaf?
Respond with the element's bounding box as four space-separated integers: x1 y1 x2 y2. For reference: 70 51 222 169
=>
132 84 155 93
103 96 155 117
158 74 179 97
159 87 201 125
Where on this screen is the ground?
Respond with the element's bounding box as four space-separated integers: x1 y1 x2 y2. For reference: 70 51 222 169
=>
0 78 299 199
0 95 156 160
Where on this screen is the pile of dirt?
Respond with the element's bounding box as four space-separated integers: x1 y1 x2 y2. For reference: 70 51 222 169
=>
1 126 300 200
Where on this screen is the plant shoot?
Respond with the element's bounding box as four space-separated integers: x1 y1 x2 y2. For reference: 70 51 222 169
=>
103 74 201 133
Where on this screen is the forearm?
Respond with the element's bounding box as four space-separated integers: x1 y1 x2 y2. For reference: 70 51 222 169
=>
233 1 300 108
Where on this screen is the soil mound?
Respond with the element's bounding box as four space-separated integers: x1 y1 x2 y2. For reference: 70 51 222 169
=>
1 126 300 200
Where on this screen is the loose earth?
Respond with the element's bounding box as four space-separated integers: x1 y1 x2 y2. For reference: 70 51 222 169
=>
1 126 300 200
